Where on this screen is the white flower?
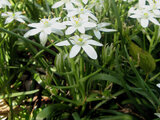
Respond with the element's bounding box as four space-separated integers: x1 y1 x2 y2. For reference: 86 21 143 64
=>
52 0 79 9
129 7 160 27
0 0 11 8
64 16 96 35
1 12 27 24
65 6 98 21
56 34 103 59
24 18 66 46
93 22 116 40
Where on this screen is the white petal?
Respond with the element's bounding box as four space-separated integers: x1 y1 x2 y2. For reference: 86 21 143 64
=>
139 0 146 7
65 2 74 9
80 14 89 21
140 19 149 28
153 10 160 16
15 11 22 15
86 40 103 46
94 30 101 39
1 13 8 17
70 35 79 40
52 29 64 36
63 21 73 25
78 26 85 33
69 45 81 58
67 11 78 17
4 1 11 7
72 0 81 6
55 40 70 46
65 27 76 35
44 28 52 35
39 32 48 46
16 18 25 23
99 28 117 32
129 14 141 18
98 22 111 28
52 1 64 8
88 13 98 21
24 29 41 37
52 23 66 29
28 23 41 28
156 83 160 88
81 34 92 39
83 22 96 28
149 17 160 25
82 45 97 59
5 17 13 24
155 113 160 118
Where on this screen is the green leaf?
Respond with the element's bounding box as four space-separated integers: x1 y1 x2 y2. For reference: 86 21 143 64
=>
36 104 70 120
89 73 122 86
95 115 133 120
72 112 81 120
0 89 39 99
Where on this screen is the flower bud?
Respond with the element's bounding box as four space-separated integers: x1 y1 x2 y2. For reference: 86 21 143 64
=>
129 41 156 73
54 52 67 72
102 43 115 65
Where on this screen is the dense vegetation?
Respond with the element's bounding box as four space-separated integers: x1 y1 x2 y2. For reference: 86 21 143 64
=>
0 0 160 120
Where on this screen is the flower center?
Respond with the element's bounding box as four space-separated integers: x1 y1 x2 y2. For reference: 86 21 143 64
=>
80 8 84 12
78 38 83 42
75 37 85 46
42 20 50 27
74 20 81 27
143 13 149 18
75 20 79 24
12 13 15 18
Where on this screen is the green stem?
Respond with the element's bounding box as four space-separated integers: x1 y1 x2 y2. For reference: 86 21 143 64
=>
80 56 83 79
70 58 81 100
149 25 159 53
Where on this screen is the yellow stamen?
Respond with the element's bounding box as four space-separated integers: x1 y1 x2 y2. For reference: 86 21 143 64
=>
78 38 83 42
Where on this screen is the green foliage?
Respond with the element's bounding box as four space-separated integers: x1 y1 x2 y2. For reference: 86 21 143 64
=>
0 0 160 120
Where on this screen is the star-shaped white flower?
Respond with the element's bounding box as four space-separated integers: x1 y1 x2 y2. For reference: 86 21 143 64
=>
64 16 96 35
0 0 11 8
129 7 160 28
24 18 66 46
1 12 27 24
65 6 98 21
93 22 116 40
52 0 79 9
56 34 103 59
